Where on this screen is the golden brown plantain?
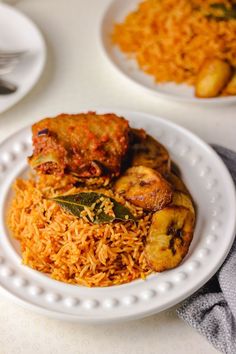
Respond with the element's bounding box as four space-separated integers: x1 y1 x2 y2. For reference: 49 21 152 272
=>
145 206 195 272
164 172 189 194
224 70 236 95
165 172 195 213
131 131 170 174
195 59 232 98
171 191 195 215
114 165 173 211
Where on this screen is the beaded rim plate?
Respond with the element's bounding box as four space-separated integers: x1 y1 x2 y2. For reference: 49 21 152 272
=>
99 0 236 104
0 109 235 323
0 3 46 113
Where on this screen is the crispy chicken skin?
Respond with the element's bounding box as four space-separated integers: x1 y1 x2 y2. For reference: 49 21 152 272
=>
29 112 130 177
145 177 195 272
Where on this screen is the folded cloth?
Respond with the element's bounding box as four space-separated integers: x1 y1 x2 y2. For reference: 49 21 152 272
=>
177 145 236 354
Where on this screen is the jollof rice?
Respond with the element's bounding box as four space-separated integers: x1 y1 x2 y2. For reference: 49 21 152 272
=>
7 175 152 287
112 0 236 85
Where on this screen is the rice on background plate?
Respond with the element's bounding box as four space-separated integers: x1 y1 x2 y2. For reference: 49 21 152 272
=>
112 0 236 85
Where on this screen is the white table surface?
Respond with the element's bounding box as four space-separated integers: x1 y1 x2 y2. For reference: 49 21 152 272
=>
1 0 234 352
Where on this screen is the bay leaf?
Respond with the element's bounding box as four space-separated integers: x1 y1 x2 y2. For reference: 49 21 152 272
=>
51 192 136 224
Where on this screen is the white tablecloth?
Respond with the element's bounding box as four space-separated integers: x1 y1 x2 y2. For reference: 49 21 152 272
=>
1 0 233 352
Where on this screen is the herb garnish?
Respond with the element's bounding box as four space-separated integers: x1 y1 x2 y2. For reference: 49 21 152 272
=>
51 192 136 224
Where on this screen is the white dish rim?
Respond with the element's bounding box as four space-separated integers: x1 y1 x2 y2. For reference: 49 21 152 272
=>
0 3 46 114
0 108 235 323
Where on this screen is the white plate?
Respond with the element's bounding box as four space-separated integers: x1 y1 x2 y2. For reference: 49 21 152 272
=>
100 0 236 104
0 3 46 113
0 109 235 323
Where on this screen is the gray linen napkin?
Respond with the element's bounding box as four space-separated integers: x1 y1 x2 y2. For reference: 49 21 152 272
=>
177 145 236 354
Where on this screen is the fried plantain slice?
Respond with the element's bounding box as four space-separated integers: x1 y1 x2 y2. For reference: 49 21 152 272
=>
165 172 195 213
145 206 195 272
224 70 236 95
114 165 173 211
171 191 195 215
131 131 171 175
164 172 189 194
195 59 232 98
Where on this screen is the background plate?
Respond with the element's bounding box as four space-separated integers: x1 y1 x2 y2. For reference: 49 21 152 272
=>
100 0 236 104
0 109 235 323
0 3 46 113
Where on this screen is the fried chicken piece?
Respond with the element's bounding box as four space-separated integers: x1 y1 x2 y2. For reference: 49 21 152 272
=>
28 112 130 178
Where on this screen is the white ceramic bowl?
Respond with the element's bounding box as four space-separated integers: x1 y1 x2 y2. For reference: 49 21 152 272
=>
0 109 235 323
